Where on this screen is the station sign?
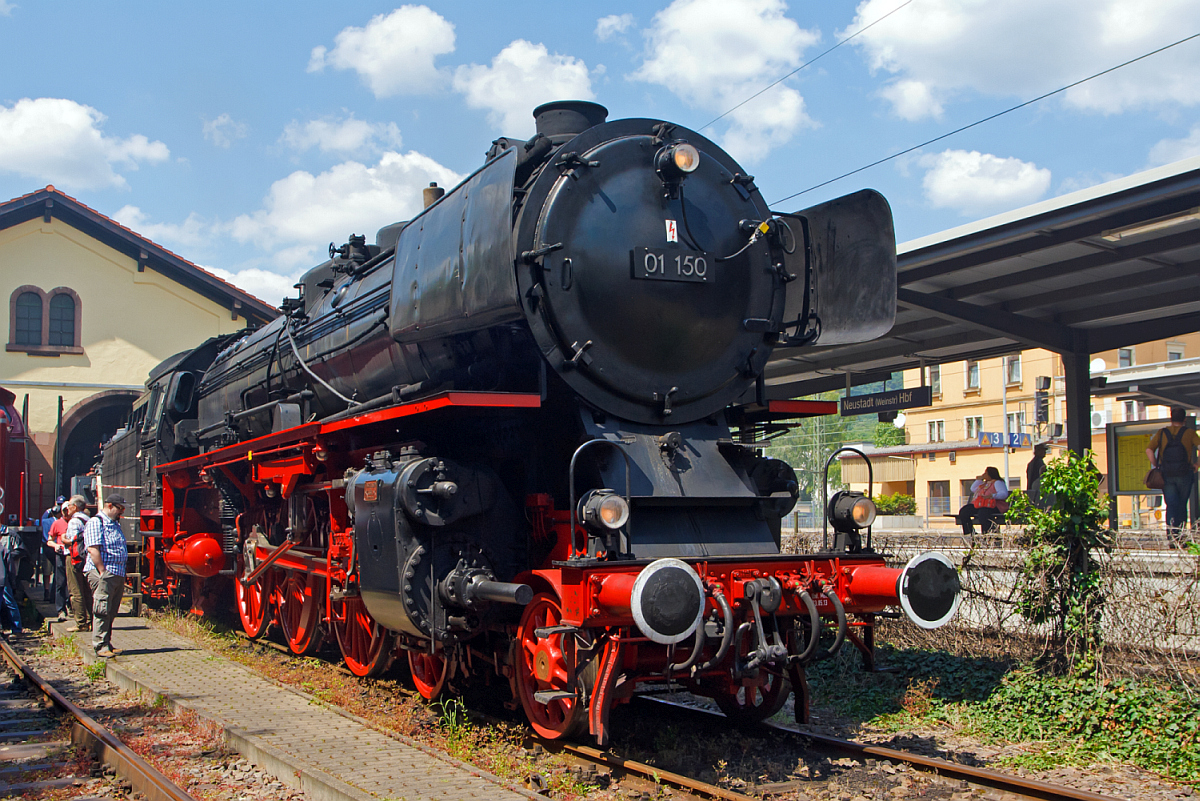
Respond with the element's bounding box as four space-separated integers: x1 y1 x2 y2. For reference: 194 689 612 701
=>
839 386 932 417
977 432 1032 448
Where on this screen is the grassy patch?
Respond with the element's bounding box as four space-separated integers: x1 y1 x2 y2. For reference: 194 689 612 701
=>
809 645 1200 782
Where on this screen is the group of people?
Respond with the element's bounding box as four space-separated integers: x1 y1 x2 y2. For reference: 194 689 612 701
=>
957 405 1197 545
33 493 129 657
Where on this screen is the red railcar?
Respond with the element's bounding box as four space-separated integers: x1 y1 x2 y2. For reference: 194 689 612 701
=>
0 387 29 528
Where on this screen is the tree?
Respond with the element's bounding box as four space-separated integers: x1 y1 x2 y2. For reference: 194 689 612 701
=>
873 421 905 447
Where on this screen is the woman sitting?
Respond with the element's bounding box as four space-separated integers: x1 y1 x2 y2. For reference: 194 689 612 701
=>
958 466 1009 535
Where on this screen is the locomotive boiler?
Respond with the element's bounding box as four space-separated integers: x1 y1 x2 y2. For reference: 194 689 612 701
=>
109 101 960 744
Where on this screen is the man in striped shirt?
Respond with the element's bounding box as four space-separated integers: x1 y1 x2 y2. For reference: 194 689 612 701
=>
83 494 128 658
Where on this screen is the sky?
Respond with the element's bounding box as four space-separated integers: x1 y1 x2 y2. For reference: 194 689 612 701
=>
2 0 1200 307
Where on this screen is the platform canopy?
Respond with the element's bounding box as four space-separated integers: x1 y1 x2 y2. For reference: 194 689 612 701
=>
762 156 1200 453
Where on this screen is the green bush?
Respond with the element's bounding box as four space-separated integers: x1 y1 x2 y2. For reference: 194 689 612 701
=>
874 493 916 515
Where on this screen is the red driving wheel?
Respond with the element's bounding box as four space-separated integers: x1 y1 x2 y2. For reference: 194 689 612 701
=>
331 593 390 677
275 570 324 655
515 593 588 739
235 555 272 639
408 649 449 700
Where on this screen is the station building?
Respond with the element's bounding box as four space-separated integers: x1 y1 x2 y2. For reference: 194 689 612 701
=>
0 186 276 519
841 338 1198 527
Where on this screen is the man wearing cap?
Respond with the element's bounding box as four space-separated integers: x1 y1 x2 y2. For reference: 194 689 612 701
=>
83 494 128 658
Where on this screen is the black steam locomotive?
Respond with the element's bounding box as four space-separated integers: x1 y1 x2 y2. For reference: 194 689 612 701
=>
104 101 959 744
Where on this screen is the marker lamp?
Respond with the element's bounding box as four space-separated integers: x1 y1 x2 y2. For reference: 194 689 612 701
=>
580 490 630 530
655 143 701 179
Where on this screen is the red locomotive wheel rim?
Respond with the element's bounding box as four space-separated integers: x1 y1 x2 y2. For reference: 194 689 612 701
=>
276 570 324 656
234 557 272 639
408 649 448 700
331 594 390 677
515 593 586 739
714 668 790 723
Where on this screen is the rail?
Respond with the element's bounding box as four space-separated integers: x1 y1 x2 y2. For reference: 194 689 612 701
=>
638 696 1117 801
0 638 197 801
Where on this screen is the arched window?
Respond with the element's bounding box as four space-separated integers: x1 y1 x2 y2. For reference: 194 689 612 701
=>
8 286 82 355
14 292 41 345
48 293 75 346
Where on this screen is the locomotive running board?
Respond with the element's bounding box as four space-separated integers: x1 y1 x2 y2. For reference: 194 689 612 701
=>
159 391 542 472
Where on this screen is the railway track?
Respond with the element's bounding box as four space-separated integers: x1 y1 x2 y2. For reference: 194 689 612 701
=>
0 636 197 801
637 696 1121 801
229 625 1122 801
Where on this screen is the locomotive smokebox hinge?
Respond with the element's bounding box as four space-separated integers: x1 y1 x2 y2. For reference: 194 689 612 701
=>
742 318 778 333
562 340 593 371
521 242 563 265
555 152 600 180
654 386 679 417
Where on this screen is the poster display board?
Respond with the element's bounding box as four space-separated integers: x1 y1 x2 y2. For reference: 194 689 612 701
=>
1106 418 1195 495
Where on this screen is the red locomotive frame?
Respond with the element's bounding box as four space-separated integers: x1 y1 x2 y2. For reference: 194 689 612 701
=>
150 391 945 744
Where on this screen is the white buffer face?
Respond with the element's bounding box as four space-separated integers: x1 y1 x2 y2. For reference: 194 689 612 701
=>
898 552 961 629
630 558 707 645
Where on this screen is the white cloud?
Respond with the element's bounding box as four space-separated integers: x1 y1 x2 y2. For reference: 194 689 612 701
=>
1149 124 1200 166
453 40 593 135
920 149 1051 216
879 79 944 121
846 0 1200 118
203 266 298 307
596 14 634 41
630 0 819 161
308 5 455 97
229 151 463 268
0 2 15 16
281 115 402 156
0 98 168 190
113 205 210 250
202 113 247 148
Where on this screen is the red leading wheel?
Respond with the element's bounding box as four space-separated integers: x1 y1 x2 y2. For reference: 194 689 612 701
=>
234 555 273 638
714 669 791 724
331 593 390 677
408 648 449 700
515 592 588 740
275 570 324 655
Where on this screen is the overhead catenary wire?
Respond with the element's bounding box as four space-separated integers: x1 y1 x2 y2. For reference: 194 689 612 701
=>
770 29 1200 206
698 0 914 133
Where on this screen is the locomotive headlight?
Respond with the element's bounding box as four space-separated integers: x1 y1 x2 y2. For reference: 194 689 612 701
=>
655 143 701 179
580 489 630 530
828 490 876 531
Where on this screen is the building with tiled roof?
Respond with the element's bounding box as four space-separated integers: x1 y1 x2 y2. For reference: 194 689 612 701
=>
0 186 278 512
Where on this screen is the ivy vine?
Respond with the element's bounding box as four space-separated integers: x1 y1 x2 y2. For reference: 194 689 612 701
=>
1006 450 1113 675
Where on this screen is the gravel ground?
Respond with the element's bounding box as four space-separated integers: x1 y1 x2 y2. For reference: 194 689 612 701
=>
5 628 311 801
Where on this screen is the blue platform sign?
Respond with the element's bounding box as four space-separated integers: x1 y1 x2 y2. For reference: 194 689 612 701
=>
978 432 1032 448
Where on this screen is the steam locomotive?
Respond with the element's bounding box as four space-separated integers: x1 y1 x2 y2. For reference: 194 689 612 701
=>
103 101 960 744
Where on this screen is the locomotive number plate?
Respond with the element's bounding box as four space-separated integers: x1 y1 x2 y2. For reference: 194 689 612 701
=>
632 248 710 283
